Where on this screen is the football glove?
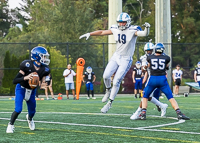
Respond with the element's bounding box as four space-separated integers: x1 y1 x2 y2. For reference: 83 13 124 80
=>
79 33 90 40
142 22 150 28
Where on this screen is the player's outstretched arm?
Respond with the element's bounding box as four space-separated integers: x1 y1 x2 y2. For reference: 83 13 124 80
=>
135 22 150 37
79 30 112 40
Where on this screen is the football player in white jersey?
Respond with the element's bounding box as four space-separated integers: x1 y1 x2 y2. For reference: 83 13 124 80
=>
130 42 168 120
194 62 200 86
172 64 183 97
79 12 150 113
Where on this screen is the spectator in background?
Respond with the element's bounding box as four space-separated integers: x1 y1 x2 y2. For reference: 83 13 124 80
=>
63 64 76 100
194 62 200 86
83 66 96 99
132 61 143 98
172 64 183 97
44 74 56 100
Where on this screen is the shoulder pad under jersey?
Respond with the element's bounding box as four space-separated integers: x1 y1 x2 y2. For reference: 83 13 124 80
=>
140 55 147 61
129 25 142 31
110 24 118 29
20 59 32 70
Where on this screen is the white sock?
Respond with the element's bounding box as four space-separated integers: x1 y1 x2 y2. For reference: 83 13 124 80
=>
150 97 164 107
104 78 111 88
109 85 120 100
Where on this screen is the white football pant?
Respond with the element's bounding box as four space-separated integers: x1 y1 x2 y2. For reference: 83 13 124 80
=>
103 53 133 100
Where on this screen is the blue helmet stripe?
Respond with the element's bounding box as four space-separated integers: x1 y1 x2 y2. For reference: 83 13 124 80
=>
120 13 123 20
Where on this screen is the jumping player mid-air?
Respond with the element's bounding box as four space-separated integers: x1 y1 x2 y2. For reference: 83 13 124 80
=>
6 46 51 133
132 61 143 98
140 43 190 120
130 42 168 120
79 12 150 113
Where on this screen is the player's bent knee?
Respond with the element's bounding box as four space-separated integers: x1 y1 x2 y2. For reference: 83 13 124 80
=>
15 108 22 113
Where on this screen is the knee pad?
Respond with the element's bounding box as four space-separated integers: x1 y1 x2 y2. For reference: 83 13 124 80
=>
113 79 120 87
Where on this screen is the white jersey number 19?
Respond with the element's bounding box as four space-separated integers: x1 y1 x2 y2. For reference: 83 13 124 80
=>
118 34 126 44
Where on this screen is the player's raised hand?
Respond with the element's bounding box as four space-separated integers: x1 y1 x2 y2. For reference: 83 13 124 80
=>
79 33 90 40
142 22 150 28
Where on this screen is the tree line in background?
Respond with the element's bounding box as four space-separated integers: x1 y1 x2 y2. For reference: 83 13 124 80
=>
0 0 200 94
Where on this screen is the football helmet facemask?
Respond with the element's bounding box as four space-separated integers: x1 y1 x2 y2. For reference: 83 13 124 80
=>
86 66 92 74
116 12 131 30
31 46 50 65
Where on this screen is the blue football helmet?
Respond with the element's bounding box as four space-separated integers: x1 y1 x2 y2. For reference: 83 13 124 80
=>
31 46 50 65
155 43 165 54
86 66 92 74
135 61 141 69
116 12 131 30
197 62 200 68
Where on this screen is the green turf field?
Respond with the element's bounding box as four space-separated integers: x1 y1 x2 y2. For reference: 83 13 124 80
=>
0 95 200 143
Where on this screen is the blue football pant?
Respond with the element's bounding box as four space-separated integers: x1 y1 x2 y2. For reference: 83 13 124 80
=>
143 75 173 100
86 82 94 91
15 84 36 118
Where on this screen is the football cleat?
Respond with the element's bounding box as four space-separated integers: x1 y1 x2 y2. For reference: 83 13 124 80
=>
6 123 14 133
130 111 141 120
26 114 35 130
139 111 146 120
156 105 161 112
102 88 111 103
87 97 90 99
101 101 112 113
161 104 168 117
177 112 190 120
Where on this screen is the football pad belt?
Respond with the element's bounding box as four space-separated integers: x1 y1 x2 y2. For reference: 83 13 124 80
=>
24 89 32 101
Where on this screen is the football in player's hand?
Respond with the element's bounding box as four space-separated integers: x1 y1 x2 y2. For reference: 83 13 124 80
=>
142 65 148 72
29 72 39 89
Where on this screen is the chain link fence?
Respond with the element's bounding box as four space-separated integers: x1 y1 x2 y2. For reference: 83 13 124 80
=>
0 42 199 96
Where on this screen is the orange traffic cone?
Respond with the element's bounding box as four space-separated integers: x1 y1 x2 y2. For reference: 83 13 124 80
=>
57 93 63 100
76 58 85 100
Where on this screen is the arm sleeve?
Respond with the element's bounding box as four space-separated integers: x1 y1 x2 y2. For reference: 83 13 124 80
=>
13 73 24 84
136 27 149 37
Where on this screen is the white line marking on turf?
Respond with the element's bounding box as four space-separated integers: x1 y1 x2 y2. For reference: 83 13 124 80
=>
1 112 198 135
0 117 199 135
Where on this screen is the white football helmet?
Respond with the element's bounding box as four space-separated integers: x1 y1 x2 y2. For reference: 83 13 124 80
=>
135 61 141 69
197 62 200 68
116 12 131 30
86 66 92 74
144 42 154 56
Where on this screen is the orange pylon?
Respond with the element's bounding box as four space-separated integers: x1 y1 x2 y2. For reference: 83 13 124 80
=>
76 58 85 100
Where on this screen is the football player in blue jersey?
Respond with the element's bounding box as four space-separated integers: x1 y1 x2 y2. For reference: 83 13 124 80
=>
80 12 150 113
83 66 96 99
132 61 143 98
130 42 168 120
6 46 51 133
140 43 190 120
